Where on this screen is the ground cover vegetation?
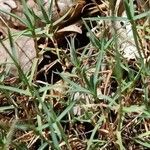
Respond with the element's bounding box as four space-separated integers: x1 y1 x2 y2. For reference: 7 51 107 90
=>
0 0 150 149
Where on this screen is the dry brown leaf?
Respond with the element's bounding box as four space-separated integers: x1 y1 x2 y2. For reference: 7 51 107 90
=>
57 24 82 34
0 0 80 29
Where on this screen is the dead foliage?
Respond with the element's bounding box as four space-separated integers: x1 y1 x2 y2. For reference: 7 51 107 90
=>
0 0 150 149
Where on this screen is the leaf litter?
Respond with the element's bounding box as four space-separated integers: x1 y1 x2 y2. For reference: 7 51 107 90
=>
0 0 150 149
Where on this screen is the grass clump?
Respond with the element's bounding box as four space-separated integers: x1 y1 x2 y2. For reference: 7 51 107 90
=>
0 0 150 149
